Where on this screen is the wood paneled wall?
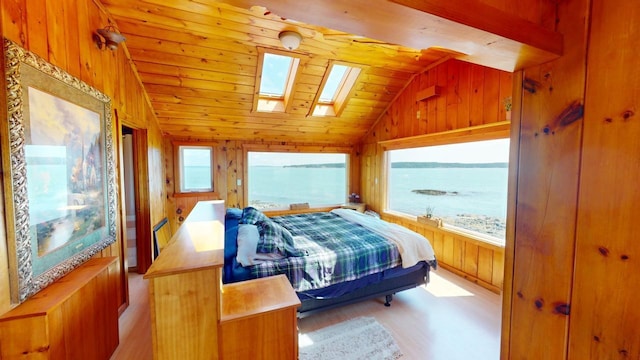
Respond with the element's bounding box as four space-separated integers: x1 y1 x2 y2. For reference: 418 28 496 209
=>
504 0 640 358
0 0 166 315
501 0 588 356
569 0 640 357
360 59 511 291
384 212 504 292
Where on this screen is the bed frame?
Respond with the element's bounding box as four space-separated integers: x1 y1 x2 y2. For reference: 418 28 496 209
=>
223 208 432 317
295 262 430 317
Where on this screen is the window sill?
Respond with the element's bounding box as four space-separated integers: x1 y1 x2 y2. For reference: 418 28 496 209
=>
263 205 340 217
174 191 219 198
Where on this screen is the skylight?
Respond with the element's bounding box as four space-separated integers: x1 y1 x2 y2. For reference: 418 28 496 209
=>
310 62 364 117
253 49 302 113
319 64 348 103
259 53 294 98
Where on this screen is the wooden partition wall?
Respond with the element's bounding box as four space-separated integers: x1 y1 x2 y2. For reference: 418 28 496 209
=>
503 0 640 358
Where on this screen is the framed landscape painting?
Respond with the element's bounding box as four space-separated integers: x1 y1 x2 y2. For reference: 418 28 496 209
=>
2 39 117 303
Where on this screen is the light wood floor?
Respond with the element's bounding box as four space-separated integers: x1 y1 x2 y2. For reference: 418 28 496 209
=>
110 268 502 360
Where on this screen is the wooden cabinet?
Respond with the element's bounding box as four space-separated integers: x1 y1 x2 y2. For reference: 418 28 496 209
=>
145 200 225 359
220 275 300 360
145 200 300 360
0 257 119 359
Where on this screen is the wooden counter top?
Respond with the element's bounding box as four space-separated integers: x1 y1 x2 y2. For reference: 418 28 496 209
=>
0 257 117 320
220 274 301 322
145 200 225 279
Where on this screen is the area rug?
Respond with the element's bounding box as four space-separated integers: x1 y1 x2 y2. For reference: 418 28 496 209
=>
299 317 403 360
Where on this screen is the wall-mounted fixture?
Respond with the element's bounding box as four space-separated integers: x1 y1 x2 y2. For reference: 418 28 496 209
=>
93 26 126 51
278 31 302 51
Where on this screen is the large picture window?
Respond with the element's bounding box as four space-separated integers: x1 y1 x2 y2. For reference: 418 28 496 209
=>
248 152 347 209
386 139 509 242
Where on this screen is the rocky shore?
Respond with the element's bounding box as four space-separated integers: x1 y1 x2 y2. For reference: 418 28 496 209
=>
412 189 459 196
439 214 506 239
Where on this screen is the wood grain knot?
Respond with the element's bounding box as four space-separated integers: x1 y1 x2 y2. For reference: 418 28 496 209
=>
622 110 635 120
534 298 544 309
517 291 524 298
523 77 541 94
621 254 630 261
557 101 584 127
619 349 629 356
598 246 609 256
593 335 600 342
553 302 570 315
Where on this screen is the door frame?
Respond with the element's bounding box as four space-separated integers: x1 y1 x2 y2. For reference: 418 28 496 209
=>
118 120 153 274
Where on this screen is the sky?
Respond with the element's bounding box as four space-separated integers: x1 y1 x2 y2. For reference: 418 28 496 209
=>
249 152 346 166
248 138 510 166
389 138 510 163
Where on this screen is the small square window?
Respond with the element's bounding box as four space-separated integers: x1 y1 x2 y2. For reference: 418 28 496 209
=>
178 145 213 193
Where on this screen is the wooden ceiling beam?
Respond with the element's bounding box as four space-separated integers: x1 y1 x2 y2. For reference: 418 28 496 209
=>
222 0 563 71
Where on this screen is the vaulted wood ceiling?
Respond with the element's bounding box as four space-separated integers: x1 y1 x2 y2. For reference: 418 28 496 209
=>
100 0 562 145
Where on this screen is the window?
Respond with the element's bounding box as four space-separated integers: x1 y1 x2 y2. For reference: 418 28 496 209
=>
254 49 301 113
247 152 347 209
386 138 509 242
310 62 363 117
177 145 213 193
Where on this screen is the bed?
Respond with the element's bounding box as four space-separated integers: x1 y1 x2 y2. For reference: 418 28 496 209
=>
223 206 437 317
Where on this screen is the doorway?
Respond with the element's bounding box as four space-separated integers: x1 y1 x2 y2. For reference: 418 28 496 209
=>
120 125 151 274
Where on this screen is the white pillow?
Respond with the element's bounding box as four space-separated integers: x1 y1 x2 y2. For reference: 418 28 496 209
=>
236 224 259 266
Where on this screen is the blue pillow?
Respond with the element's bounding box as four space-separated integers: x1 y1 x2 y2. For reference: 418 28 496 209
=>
224 208 242 266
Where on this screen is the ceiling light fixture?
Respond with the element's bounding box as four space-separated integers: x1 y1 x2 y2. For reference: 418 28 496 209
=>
278 31 302 51
93 26 126 51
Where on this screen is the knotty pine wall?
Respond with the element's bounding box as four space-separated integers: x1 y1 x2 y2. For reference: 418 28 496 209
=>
360 59 512 292
504 0 640 358
0 0 166 315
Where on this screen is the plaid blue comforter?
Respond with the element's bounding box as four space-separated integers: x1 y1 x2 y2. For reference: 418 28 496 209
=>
250 212 401 291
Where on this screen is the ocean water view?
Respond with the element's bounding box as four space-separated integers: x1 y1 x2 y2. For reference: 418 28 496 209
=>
248 166 347 206
184 163 508 240
245 165 507 240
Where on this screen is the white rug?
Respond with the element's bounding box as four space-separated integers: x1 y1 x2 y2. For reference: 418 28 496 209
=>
299 317 403 360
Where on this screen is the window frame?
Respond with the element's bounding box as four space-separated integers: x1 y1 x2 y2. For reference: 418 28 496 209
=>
242 143 354 210
173 141 216 194
309 61 365 117
379 122 510 243
253 48 305 113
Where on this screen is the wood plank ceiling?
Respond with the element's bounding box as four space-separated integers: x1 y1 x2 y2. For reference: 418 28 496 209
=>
100 0 561 145
98 0 454 144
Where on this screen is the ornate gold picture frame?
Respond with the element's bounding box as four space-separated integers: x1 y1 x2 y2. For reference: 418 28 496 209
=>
2 39 117 303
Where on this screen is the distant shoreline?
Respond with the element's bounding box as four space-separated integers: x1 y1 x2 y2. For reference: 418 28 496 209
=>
256 162 508 169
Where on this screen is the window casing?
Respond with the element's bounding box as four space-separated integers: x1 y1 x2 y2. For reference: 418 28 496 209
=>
385 138 509 243
176 145 214 193
247 151 348 209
